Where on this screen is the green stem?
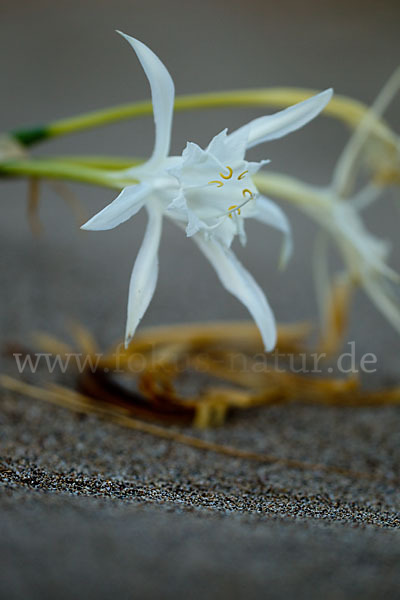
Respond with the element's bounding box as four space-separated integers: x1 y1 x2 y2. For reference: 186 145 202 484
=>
11 88 395 148
0 149 326 211
42 155 142 170
0 150 328 214
253 172 327 210
0 159 132 189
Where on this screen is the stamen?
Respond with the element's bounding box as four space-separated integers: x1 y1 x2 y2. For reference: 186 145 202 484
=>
242 188 253 199
237 170 248 180
227 192 256 219
208 180 223 187
220 166 233 180
228 204 240 219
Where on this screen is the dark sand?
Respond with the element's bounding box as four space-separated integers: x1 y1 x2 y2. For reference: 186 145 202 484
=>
1 1 400 598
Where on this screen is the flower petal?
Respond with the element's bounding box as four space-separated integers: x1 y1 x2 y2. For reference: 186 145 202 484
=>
249 195 292 267
125 202 163 347
194 235 277 350
186 207 205 237
81 183 149 231
229 89 333 150
206 128 248 165
332 203 400 282
117 31 175 166
169 141 223 187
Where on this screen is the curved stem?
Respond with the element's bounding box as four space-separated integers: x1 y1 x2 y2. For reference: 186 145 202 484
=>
10 88 396 148
253 172 328 211
40 155 142 170
0 159 132 189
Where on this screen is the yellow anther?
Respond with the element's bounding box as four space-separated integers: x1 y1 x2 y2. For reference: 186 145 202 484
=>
208 180 223 187
220 166 233 180
242 188 253 199
228 204 240 219
237 170 248 180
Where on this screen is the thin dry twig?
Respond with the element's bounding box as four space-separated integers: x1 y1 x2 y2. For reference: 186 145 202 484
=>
1 374 399 486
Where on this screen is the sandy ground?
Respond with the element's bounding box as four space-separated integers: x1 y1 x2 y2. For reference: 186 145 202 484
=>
1 0 400 597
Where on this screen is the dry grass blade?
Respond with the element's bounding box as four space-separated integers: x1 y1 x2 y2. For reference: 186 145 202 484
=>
319 274 354 356
14 321 400 431
27 178 43 237
1 374 399 486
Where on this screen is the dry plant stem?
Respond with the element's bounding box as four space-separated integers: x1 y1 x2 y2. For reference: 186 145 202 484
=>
101 321 312 365
1 374 399 486
2 319 400 482
27 178 42 237
24 321 400 427
47 180 88 226
375 168 400 185
27 321 400 405
31 332 74 356
318 275 355 355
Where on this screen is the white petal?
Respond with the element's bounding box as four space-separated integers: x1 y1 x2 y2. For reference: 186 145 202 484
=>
81 184 149 231
167 192 187 212
185 208 232 241
186 208 204 237
350 183 382 211
246 159 270 175
234 214 247 247
211 217 236 247
249 195 292 266
194 235 277 350
206 128 248 165
229 89 333 150
117 31 175 166
333 203 399 282
125 203 163 347
169 142 222 187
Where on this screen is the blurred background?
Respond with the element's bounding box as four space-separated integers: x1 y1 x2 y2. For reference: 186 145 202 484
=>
0 0 399 377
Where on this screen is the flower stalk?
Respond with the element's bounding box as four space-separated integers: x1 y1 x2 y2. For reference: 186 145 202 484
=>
9 88 396 151
0 158 132 189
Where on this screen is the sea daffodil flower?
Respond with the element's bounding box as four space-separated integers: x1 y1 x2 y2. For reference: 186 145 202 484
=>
311 191 400 334
82 32 332 350
254 80 400 341
314 72 400 335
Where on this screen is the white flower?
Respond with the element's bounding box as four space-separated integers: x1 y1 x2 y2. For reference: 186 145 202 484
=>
310 191 400 332
82 32 332 350
253 65 400 341
315 70 400 334
314 187 400 340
